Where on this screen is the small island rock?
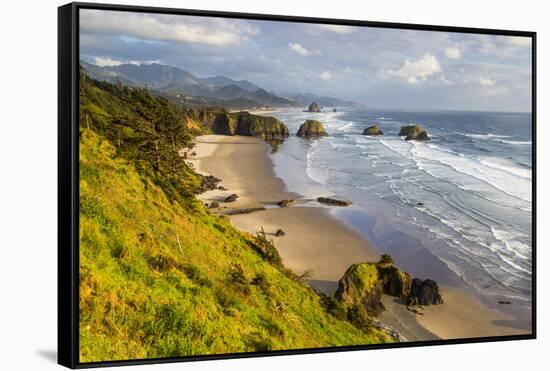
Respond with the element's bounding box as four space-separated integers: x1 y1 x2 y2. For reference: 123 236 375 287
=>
297 120 329 137
399 125 431 141
275 229 286 237
307 102 321 112
208 201 220 209
362 125 384 136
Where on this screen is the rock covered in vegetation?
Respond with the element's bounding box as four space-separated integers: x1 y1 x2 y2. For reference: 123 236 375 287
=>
307 102 321 112
224 194 239 203
335 258 416 317
208 201 220 209
213 112 289 138
335 263 386 316
407 278 443 306
212 113 238 135
378 264 412 299
362 125 384 136
399 125 430 141
317 197 352 206
297 120 329 137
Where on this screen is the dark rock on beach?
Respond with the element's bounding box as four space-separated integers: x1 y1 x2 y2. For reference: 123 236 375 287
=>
362 125 384 136
224 194 239 203
218 186 228 190
317 197 352 206
275 229 286 237
407 278 443 306
297 120 329 137
307 102 321 112
498 300 512 305
208 201 220 209
196 175 221 194
276 199 295 208
225 207 266 215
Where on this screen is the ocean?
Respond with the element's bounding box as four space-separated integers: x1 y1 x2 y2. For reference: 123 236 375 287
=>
264 108 533 309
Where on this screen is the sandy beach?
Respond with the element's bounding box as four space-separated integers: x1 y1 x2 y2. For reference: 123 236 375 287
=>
187 134 531 341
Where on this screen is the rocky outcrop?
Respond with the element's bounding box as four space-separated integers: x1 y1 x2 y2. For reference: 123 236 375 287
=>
212 112 289 138
212 113 238 135
335 258 440 319
399 125 430 141
377 264 412 299
307 102 321 112
196 175 221 194
362 125 384 136
317 197 351 206
335 263 386 316
407 130 430 141
297 120 329 137
407 278 443 306
275 229 285 237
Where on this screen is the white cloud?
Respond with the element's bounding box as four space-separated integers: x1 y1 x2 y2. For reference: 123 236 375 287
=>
379 53 442 84
314 24 356 34
479 76 496 86
288 42 321 56
502 36 532 48
320 70 333 80
92 57 161 67
93 56 125 67
80 9 260 47
444 47 462 59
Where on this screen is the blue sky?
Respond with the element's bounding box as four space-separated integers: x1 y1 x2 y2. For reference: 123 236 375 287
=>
80 9 532 112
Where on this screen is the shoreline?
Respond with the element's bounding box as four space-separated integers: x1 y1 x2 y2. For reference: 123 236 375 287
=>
187 134 531 341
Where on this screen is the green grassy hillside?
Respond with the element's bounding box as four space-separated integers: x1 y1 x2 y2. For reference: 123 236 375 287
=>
78 74 391 362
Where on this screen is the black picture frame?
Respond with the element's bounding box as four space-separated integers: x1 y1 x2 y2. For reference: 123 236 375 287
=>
58 2 537 368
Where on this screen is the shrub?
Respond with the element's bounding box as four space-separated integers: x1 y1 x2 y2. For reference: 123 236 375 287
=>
252 228 282 266
378 253 394 266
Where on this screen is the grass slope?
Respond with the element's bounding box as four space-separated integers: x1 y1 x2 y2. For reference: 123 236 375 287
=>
78 74 390 362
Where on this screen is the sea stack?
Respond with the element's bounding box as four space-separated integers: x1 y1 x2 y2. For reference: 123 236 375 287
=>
399 125 430 141
297 120 329 137
362 125 384 136
307 102 321 112
212 112 289 138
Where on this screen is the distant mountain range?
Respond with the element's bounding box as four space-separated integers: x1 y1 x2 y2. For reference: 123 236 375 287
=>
80 60 363 109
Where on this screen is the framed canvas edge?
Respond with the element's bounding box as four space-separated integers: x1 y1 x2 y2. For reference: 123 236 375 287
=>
57 2 537 369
